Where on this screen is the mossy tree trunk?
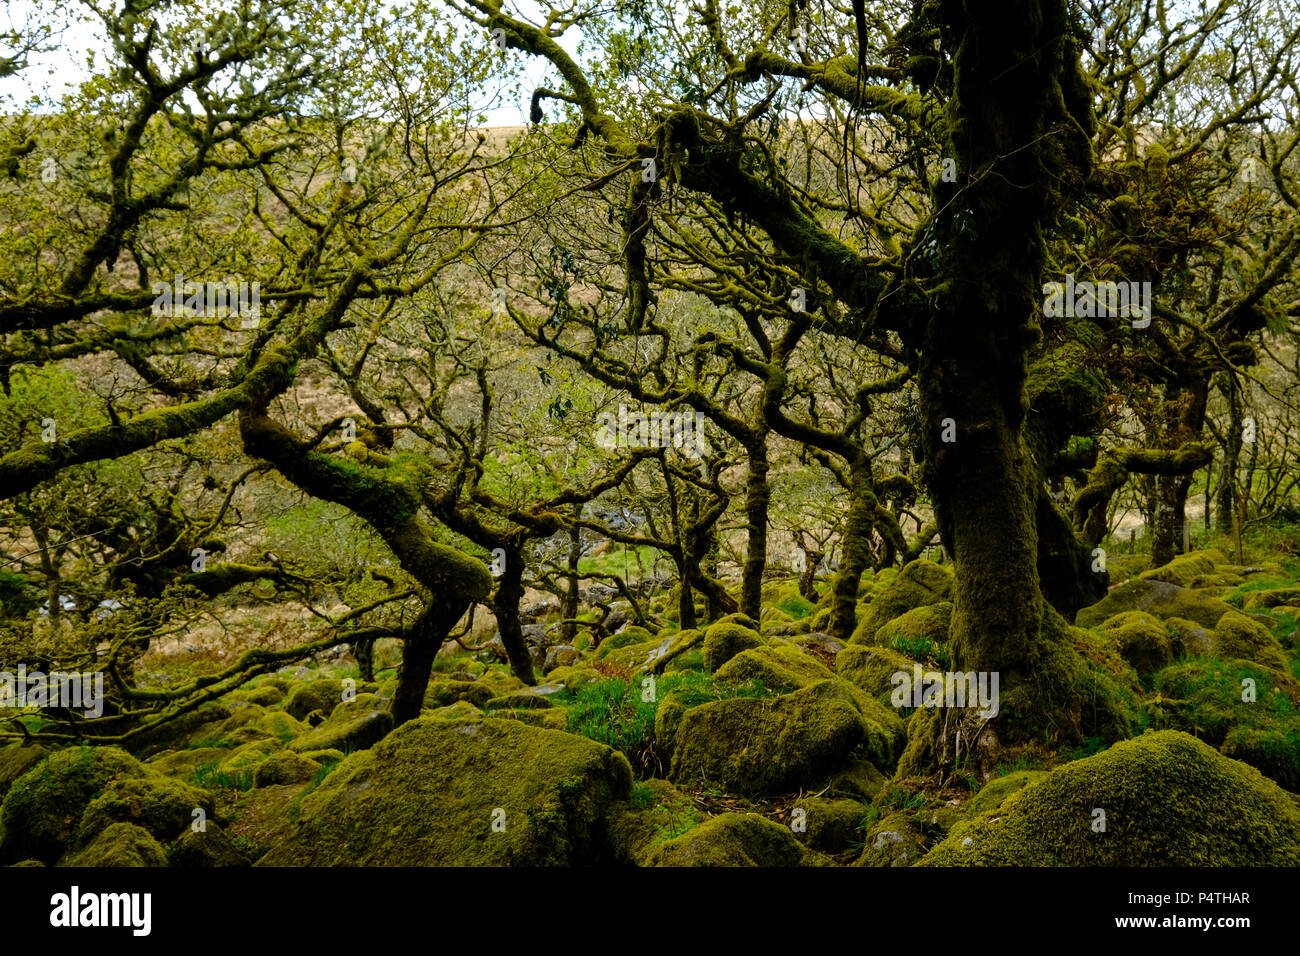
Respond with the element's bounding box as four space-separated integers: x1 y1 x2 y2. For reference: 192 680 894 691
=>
740 438 770 620
492 542 537 686
827 458 877 644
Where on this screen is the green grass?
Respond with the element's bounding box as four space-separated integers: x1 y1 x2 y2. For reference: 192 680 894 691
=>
191 762 254 792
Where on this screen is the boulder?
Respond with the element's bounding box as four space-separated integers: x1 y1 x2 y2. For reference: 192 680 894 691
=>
61 822 167 867
283 679 347 721
1075 578 1233 629
850 560 953 644
794 796 868 854
168 822 253 867
0 744 47 803
1212 611 1290 673
868 602 952 655
77 774 213 844
921 731 1300 865
1243 587 1300 611
836 645 914 703
1138 550 1225 588
542 644 581 673
253 750 321 787
260 717 633 865
286 707 393 754
1098 610 1173 679
1164 617 1213 658
644 812 822 866
702 620 764 672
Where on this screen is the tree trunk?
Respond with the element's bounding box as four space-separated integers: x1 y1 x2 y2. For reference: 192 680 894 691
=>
827 458 876 644
392 599 466 726
493 543 537 685
739 440 770 620
1217 376 1242 532
560 524 581 644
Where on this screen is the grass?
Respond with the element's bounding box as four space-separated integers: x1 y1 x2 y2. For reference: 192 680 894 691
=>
191 761 255 792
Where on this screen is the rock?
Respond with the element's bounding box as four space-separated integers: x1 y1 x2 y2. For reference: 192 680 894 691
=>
1243 587 1300 611
1075 578 1233 629
1098 610 1173 679
1164 617 1213 658
715 640 837 691
1138 550 1225 588
965 770 1048 816
286 708 393 754
168 822 252 867
0 744 47 804
855 812 927 867
492 708 569 731
430 700 485 721
218 739 280 777
668 679 899 796
253 750 321 788
0 745 147 863
519 599 558 623
921 731 1300 865
238 684 285 707
61 822 167 867
283 679 346 721
867 602 952 653
543 644 581 672
424 680 495 709
836 645 914 703
794 797 867 854
77 774 214 844
485 688 556 710
794 632 846 658
1213 611 1290 672
644 812 823 866
850 560 953 644
260 717 632 865
702 620 764 672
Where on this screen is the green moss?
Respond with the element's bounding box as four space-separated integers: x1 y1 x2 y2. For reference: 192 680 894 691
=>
62 822 167 867
286 707 393 754
424 680 496 708
251 710 310 743
234 685 285 707
869 602 953 666
835 645 915 704
714 641 836 692
259 717 633 865
493 707 570 731
168 822 252 867
1213 611 1290 673
702 620 764 672
283 679 346 721
644 812 823 866
218 739 280 777
430 700 485 721
253 750 321 788
1138 550 1224 588
77 774 213 844
0 745 146 863
1098 610 1173 680
669 679 900 795
850 560 952 644
795 796 869 854
965 770 1047 816
607 778 701 862
855 811 928 867
1076 578 1233 629
0 744 47 803
1164 617 1213 659
921 731 1300 865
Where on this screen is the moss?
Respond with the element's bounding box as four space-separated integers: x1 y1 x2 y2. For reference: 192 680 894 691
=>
1164 617 1212 659
259 717 633 865
855 811 928 867
218 739 280 776
850 560 952 644
644 812 823 866
253 750 321 788
1098 610 1173 680
235 685 285 707
77 774 214 844
0 745 146 863
168 822 253 867
541 665 600 691
0 744 46 803
283 679 346 721
599 629 704 675
493 707 570 731
1076 578 1233 629
62 822 167 867
920 731 1300 865
607 778 701 862
286 708 393 754
1138 550 1224 588
251 710 310 743
424 680 496 709
965 770 1047 816
1213 611 1290 673
795 796 868 854
430 700 485 721
1242 587 1300 611
669 679 899 795
601 625 654 653
836 645 915 704
869 602 953 664
144 747 229 781
715 641 836 692
702 621 764 672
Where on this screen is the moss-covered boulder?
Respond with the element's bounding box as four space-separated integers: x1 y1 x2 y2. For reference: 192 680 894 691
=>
168 822 253 867
0 744 47 803
283 679 347 721
424 679 496 709
965 770 1048 817
0 745 146 863
144 747 228 781
702 620 764 672
795 797 868 854
61 822 167 867
715 641 834 691
77 774 213 845
643 812 822 866
286 706 393 754
1213 611 1290 673
492 707 569 731
1099 611 1173 679
607 778 701 864
1076 578 1233 629
237 684 285 707
600 629 705 675
668 680 899 795
855 811 928 867
1138 550 1224 588
430 700 485 721
921 731 1300 865
836 645 914 703
1243 587 1300 611
1164 617 1213 659
260 716 633 865
253 750 321 788
599 625 655 654
868 603 952 658
251 710 310 743
851 560 953 644
218 738 280 778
